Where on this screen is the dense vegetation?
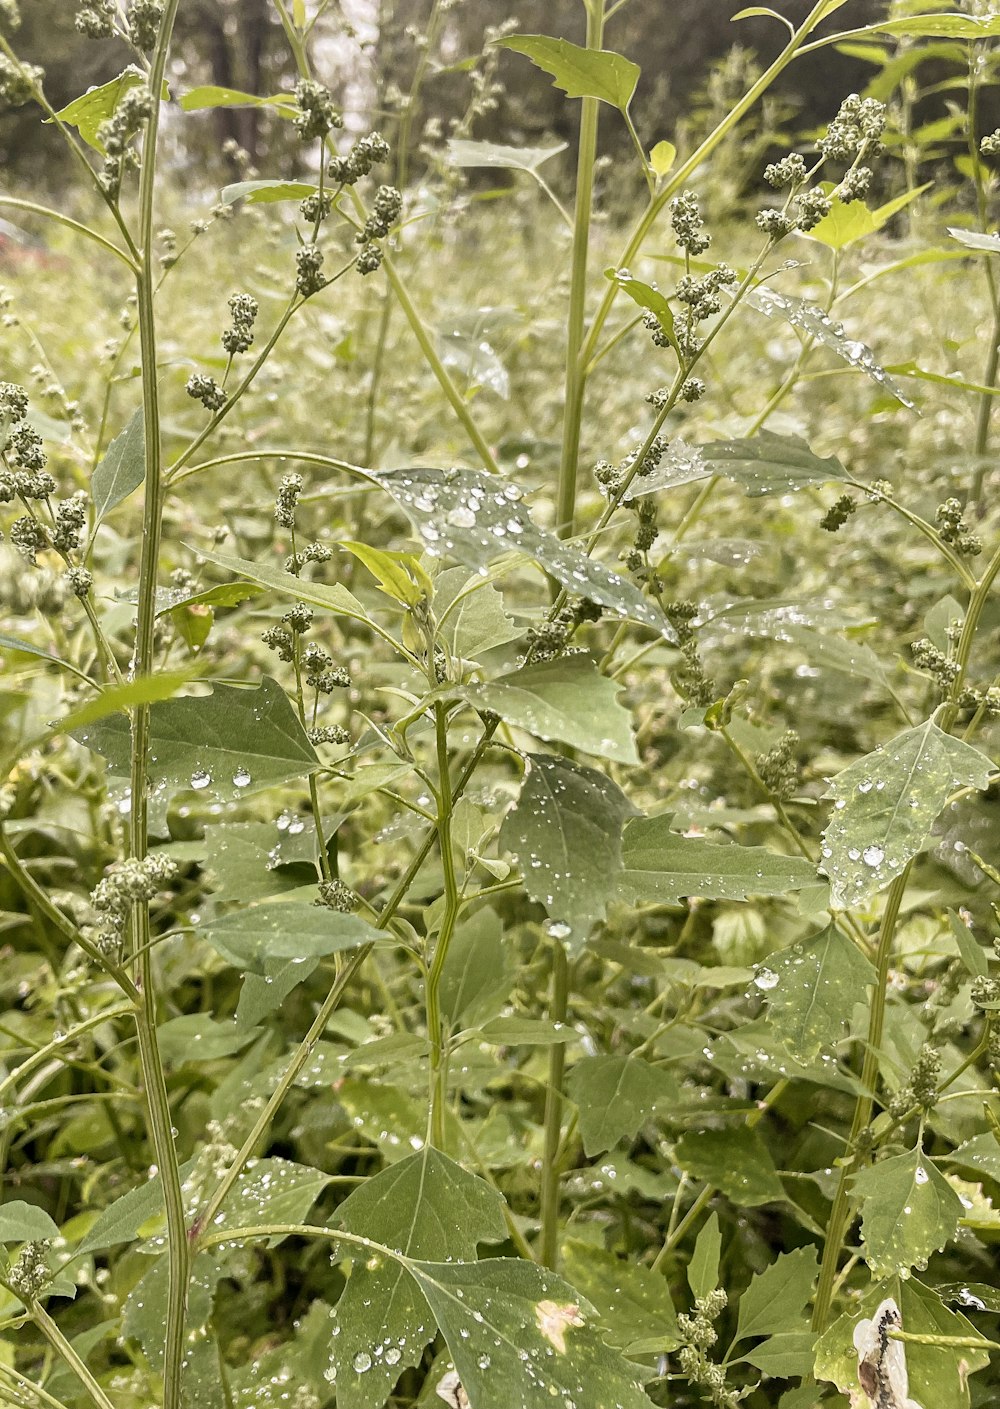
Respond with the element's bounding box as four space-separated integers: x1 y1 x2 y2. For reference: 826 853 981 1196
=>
1 4 1000 1409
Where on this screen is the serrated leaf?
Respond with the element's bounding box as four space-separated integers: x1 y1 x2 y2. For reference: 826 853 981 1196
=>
330 1148 506 1409
70 676 319 802
215 1157 333 1241
192 546 376 630
50 68 148 150
744 285 915 408
734 1247 817 1342
499 755 638 947
446 138 567 172
742 1330 816 1377
948 226 1000 254
91 407 145 521
617 813 818 905
561 1240 681 1353
852 1147 963 1278
457 655 637 764
376 467 674 639
674 1127 784 1207
198 904 384 973
697 431 848 496
0 1201 59 1242
947 1133 1000 1183
754 925 875 1061
687 1212 721 1300
821 721 995 908
408 1257 652 1409
340 541 432 606
435 568 519 660
566 1055 675 1156
497 36 640 111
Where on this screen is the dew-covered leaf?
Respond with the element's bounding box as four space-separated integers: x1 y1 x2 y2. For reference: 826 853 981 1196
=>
407 1257 652 1409
156 1014 259 1065
214 1157 333 1240
70 676 319 802
477 1016 572 1046
687 1212 722 1300
852 1146 963 1278
376 467 674 638
621 438 708 498
753 925 875 1062
499 755 638 947
197 904 384 973
336 1080 431 1164
0 1201 59 1242
781 625 888 688
743 285 915 408
497 36 640 111
617 813 818 905
330 1148 507 1409
674 1127 785 1207
695 431 848 497
446 138 567 172
566 1055 676 1156
235 957 320 1028
561 1240 682 1353
948 1133 1000 1183
456 655 637 764
607 269 678 355
821 721 995 907
734 1247 817 1343
434 568 520 660
91 406 144 521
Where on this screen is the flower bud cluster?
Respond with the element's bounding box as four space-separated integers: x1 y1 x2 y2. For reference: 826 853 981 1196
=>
820 494 857 532
315 878 356 912
285 541 332 575
275 473 303 530
677 1291 738 1409
97 84 151 197
293 79 342 142
126 0 163 49
669 192 710 255
358 185 402 244
296 244 326 298
936 497 981 556
89 853 178 955
820 93 886 162
75 0 115 38
185 373 226 412
0 52 41 106
7 1240 51 1301
982 129 1000 158
755 729 799 799
310 724 350 746
910 637 959 690
222 293 258 355
328 132 390 186
303 642 350 693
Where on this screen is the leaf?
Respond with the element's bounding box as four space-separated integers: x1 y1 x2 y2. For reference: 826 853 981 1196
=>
852 1146 963 1278
407 1257 652 1409
215 1157 333 1241
497 36 640 111
734 1247 818 1343
566 1055 675 1156
92 407 145 521
446 138 567 173
336 1080 431 1164
869 14 1000 37
753 925 875 1062
621 439 709 498
499 755 638 947
236 957 321 1028
742 1331 816 1377
561 1240 682 1353
156 1014 259 1065
70 676 319 802
743 285 916 408
781 625 888 689
696 431 848 497
458 655 637 764
376 467 674 639
434 568 519 660
804 184 930 251
947 1133 1000 1183
617 813 818 906
340 541 432 606
948 226 1000 255
820 721 995 908
330 1148 507 1409
649 139 676 176
607 268 678 352
222 178 318 204
181 87 296 112
0 1201 59 1242
0 633 87 678
438 908 513 1028
948 909 989 979
198 904 384 973
192 546 376 630
50 68 147 150
477 1016 571 1046
674 1127 785 1207
55 670 194 733
687 1212 721 1300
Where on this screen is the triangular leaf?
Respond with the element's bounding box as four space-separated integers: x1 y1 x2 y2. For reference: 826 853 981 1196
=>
852 1146 963 1278
734 1247 818 1342
674 1127 784 1207
561 1240 682 1353
565 1055 676 1156
497 36 640 111
91 407 145 521
617 814 818 905
198 904 386 973
754 925 875 1062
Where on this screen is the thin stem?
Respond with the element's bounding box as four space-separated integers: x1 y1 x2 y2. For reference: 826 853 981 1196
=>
539 942 569 1269
0 1004 134 1101
426 703 461 1150
0 196 135 270
28 1300 117 1409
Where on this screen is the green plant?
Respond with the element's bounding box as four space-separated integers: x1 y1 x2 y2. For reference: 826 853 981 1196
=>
1 3 1000 1409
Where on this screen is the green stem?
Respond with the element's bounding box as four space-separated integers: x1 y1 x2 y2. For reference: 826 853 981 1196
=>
0 1004 134 1101
425 704 461 1150
0 196 135 270
29 1299 117 1409
539 942 569 1269
555 0 605 539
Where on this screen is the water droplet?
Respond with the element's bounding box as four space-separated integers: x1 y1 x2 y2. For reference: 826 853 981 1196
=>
232 768 251 788
190 770 212 790
862 845 884 868
352 1352 372 1374
544 920 572 940
753 968 779 991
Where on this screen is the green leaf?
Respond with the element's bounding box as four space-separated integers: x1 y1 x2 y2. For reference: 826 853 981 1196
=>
674 1127 785 1207
459 655 637 764
198 903 384 973
804 183 930 251
446 138 567 172
178 821 314 904
70 676 319 802
439 908 514 1028
55 670 194 733
181 86 294 111
947 1133 1000 1183
852 1146 963 1278
734 1247 817 1342
869 14 1000 37
607 269 678 352
561 1240 682 1353
649 139 676 176
687 1212 721 1300
815 1277 991 1408
0 1201 59 1242
192 546 376 630
948 909 989 978
91 407 145 521
781 625 888 688
408 1257 652 1409
73 1161 197 1258
744 286 915 408
221 178 318 204
156 1014 259 1065
566 1055 676 1156
754 925 875 1062
236 957 321 1028
477 1016 571 1046
336 1080 432 1164
497 36 640 112
821 721 995 908
948 225 1000 255
697 431 848 497
617 813 818 906
50 67 148 150
340 541 432 606
330 1148 507 1409
499 755 638 947
216 1157 332 1241
376 467 675 639
742 1331 815 1377
435 568 519 660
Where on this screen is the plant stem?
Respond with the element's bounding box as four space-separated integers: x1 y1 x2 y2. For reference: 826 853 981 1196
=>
29 1300 117 1409
426 703 461 1149
539 942 569 1269
555 0 605 539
